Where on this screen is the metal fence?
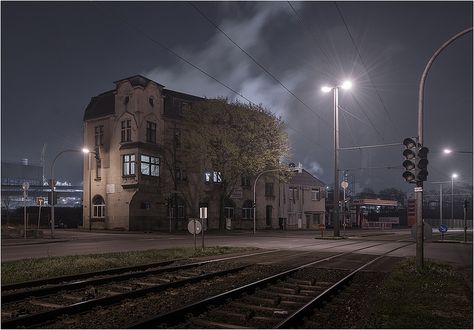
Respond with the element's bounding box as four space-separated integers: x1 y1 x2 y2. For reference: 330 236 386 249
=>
425 218 473 229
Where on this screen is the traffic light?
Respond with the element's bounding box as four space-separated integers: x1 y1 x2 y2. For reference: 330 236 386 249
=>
416 146 429 181
402 137 429 183
402 138 417 183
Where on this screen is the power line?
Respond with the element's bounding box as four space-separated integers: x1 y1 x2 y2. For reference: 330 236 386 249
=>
334 2 400 137
91 2 332 154
188 2 333 129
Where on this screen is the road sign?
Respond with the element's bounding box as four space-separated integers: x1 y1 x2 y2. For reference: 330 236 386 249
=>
200 207 208 219
414 187 423 192
438 224 448 234
22 182 30 191
341 181 348 189
188 219 202 235
36 197 45 206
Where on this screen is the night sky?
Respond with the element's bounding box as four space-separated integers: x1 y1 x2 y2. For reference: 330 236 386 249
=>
2 1 472 194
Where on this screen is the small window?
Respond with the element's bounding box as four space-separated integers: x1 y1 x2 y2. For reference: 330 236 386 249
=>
94 125 104 147
311 188 320 201
149 97 154 106
265 182 274 197
241 176 251 187
204 171 221 183
124 96 129 104
146 121 157 144
121 120 131 142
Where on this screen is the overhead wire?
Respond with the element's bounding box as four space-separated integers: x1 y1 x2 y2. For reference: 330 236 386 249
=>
188 2 333 128
334 2 400 137
90 2 333 153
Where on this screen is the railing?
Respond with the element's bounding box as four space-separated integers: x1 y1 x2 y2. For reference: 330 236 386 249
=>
424 218 473 229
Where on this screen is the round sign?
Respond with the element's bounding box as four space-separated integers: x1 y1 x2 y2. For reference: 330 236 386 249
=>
341 181 348 189
188 219 202 234
22 182 30 190
438 224 448 234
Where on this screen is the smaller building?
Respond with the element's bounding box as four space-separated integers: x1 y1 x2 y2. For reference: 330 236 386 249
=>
279 169 326 229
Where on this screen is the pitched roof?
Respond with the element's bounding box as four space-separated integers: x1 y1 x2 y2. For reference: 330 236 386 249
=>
113 75 164 88
289 169 325 187
83 90 115 121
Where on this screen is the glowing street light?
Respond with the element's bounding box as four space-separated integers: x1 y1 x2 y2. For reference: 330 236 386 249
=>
321 80 352 237
443 148 453 154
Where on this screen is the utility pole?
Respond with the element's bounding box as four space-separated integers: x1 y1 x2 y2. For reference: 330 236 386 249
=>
416 26 472 270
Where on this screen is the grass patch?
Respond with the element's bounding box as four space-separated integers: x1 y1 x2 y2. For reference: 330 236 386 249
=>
371 258 472 328
1 246 257 285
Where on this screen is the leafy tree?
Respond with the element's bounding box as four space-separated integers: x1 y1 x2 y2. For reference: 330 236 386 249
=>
183 98 289 229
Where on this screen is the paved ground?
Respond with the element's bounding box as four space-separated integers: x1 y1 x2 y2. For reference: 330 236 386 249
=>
1 229 472 270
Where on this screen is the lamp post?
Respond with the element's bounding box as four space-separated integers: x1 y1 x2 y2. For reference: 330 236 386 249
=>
82 148 98 231
322 80 352 237
451 173 458 221
50 149 81 239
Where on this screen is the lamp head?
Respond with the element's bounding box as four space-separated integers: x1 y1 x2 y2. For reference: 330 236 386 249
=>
82 148 90 154
341 80 352 90
321 86 332 93
452 173 458 179
443 148 452 154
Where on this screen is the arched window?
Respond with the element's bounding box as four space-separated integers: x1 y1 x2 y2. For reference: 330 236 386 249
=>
92 195 105 218
242 200 254 220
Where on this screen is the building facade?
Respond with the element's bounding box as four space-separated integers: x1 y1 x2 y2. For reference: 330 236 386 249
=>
83 75 325 231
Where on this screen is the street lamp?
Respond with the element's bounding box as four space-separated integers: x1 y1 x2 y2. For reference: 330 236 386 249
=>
50 149 81 238
253 168 281 235
321 80 352 237
451 173 458 221
82 148 98 231
443 148 472 154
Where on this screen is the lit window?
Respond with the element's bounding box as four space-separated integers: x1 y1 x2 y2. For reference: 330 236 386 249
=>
141 155 160 177
122 154 135 176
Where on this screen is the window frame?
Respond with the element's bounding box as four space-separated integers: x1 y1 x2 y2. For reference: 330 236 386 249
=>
122 154 136 177
121 119 132 142
146 121 157 144
140 154 160 177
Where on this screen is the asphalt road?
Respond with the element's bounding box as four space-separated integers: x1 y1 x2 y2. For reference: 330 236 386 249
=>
1 229 472 269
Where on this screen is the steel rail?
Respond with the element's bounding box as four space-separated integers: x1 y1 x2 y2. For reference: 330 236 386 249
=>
128 240 396 328
1 258 180 292
275 242 414 328
1 249 279 303
1 265 249 329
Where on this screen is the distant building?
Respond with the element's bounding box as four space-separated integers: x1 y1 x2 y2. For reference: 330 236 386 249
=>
82 75 326 231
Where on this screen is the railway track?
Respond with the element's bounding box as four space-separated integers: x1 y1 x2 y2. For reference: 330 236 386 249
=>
129 242 413 329
1 240 407 328
1 247 337 329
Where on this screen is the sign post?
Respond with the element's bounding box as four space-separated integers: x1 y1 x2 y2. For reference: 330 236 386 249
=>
200 207 207 250
187 219 202 250
36 197 44 229
22 182 30 239
319 223 325 237
438 224 448 241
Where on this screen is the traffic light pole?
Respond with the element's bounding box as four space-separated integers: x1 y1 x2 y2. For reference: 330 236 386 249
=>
416 27 472 270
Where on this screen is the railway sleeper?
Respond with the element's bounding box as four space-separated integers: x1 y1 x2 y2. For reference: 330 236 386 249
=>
243 295 280 306
280 282 326 291
190 317 249 329
60 294 84 302
268 286 299 295
257 289 309 301
230 301 292 314
28 299 65 309
207 309 251 322
286 278 314 286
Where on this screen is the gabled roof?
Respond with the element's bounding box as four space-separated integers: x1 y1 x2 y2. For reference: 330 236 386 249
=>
83 90 115 121
289 169 325 187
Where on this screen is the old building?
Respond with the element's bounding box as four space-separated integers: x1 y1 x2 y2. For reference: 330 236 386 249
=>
83 75 325 231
